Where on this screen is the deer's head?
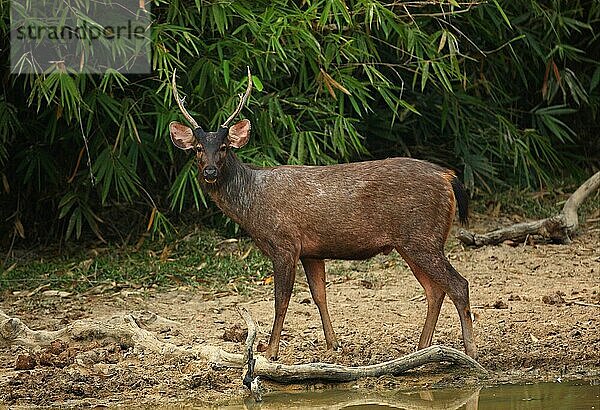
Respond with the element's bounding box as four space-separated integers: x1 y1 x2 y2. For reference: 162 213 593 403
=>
169 68 252 183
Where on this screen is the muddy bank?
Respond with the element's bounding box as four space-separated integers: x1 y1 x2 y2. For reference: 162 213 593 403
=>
1 227 599 408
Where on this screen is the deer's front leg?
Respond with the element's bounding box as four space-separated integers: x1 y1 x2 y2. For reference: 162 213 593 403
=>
260 250 298 360
301 258 339 351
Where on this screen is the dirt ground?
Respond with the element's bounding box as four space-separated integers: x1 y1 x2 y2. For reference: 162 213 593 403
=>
1 220 599 408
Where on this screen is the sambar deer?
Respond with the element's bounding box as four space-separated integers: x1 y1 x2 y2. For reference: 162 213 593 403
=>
169 68 477 360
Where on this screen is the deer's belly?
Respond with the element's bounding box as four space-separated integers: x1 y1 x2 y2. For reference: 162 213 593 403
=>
300 237 394 260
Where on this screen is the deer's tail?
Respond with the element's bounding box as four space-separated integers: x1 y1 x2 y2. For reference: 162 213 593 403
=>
451 175 469 226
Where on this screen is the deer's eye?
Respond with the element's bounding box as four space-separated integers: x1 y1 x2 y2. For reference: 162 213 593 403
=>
219 145 227 152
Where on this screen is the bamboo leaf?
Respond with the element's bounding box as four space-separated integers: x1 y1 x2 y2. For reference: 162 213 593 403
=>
491 0 512 28
252 75 264 92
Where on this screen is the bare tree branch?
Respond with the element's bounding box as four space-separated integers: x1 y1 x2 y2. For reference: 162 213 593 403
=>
458 171 600 246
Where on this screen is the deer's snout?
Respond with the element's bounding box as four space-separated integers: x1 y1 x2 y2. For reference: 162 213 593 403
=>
203 166 218 183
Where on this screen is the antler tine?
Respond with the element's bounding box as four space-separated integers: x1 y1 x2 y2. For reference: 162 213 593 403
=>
221 66 252 128
172 69 200 129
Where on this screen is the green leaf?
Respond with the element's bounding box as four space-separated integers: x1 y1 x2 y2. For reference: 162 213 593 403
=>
421 61 430 92
223 60 230 86
590 67 600 93
491 0 512 29
252 75 264 92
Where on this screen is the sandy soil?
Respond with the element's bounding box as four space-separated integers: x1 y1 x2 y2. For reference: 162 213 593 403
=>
1 222 599 408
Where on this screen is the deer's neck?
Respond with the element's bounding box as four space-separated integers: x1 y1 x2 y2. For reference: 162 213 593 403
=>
202 153 257 224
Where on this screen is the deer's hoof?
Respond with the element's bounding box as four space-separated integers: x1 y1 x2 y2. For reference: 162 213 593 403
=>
327 339 342 352
265 351 278 361
257 342 279 361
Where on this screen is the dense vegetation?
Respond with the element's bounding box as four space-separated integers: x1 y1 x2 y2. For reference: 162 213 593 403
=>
1 0 598 245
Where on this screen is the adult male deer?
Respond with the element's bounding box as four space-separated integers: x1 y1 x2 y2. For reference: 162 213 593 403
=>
169 68 477 360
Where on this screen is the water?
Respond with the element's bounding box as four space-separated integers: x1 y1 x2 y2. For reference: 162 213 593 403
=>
232 381 599 410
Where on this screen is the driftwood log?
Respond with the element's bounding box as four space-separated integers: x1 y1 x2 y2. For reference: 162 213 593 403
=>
457 171 600 246
0 308 486 383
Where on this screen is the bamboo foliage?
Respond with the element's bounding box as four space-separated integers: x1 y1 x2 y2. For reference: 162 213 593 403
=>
0 0 598 242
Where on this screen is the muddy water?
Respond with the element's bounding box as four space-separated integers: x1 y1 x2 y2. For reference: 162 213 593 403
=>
222 381 599 409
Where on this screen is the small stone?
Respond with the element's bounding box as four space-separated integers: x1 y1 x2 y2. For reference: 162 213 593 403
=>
15 354 36 370
360 279 374 289
542 293 565 305
38 351 54 366
493 300 508 309
47 339 68 355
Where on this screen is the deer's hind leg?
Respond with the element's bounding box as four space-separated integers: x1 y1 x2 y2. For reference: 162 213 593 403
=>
398 248 477 359
403 255 446 349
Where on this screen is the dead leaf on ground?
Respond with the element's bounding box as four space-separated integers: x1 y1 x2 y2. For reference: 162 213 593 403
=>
221 324 247 343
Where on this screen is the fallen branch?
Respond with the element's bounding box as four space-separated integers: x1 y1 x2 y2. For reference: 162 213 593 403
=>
458 171 600 246
0 309 242 367
253 344 486 382
238 307 262 401
571 301 600 308
0 309 486 383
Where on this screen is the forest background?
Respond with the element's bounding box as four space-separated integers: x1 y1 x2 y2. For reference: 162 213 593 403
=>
0 0 598 255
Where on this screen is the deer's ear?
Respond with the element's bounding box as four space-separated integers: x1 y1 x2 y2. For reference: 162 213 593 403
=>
169 122 196 150
228 119 251 149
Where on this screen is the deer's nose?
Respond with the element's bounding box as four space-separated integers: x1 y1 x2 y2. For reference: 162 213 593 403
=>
203 166 218 183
